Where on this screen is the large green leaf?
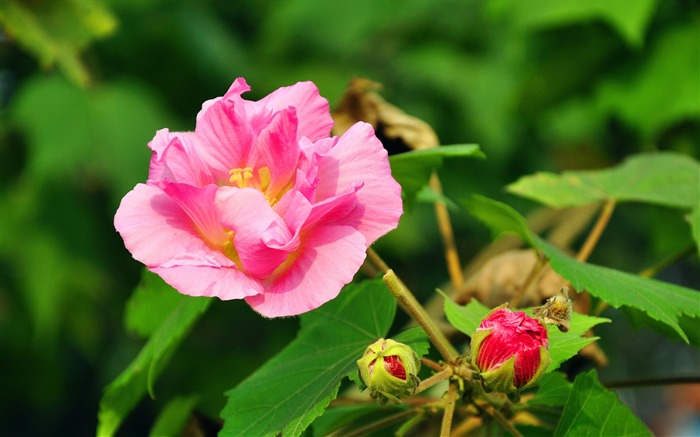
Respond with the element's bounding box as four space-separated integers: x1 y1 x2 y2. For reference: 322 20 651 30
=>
465 195 700 343
507 152 700 209
10 75 180 204
690 206 700 258
461 195 535 246
529 372 572 407
597 24 700 140
96 279 211 437
442 292 490 337
443 297 609 372
219 278 396 437
555 370 651 436
389 144 484 207
125 271 186 338
538 238 699 344
488 0 658 48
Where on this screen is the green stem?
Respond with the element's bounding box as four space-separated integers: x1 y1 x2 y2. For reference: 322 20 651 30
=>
383 269 460 363
415 367 453 395
440 382 458 437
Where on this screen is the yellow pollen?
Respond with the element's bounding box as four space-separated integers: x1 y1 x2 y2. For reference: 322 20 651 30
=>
229 167 253 188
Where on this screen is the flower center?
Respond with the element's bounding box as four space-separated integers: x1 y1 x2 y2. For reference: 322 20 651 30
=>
229 167 254 188
228 166 284 206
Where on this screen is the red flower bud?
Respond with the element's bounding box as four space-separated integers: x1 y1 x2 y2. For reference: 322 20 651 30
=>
471 304 551 394
357 339 421 404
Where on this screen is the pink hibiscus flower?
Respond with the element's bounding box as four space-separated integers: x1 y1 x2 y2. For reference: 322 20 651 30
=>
114 78 403 317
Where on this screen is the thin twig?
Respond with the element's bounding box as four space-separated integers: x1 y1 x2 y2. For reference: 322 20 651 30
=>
366 247 390 274
422 357 446 372
576 198 616 262
512 254 548 308
477 401 524 437
450 416 483 437
440 382 458 437
604 376 700 389
383 269 460 363
639 244 696 278
415 367 453 395
430 174 464 291
336 409 420 437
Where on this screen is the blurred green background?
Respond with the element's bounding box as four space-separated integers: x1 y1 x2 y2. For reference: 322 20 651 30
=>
1 1 698 436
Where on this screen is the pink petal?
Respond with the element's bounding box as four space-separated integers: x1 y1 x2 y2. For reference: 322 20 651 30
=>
216 187 297 278
151 264 262 300
249 108 300 198
314 122 403 244
148 129 215 186
114 183 234 269
195 90 255 179
197 78 251 123
304 182 362 230
254 81 334 141
245 224 367 317
161 182 229 245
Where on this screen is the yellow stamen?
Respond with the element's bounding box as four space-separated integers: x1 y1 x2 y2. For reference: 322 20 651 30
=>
229 167 253 188
222 230 242 268
258 166 271 192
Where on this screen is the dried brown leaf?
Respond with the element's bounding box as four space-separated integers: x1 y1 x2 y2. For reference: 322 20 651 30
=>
332 78 439 150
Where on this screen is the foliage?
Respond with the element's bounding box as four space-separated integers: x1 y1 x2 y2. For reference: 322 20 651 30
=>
2 1 698 436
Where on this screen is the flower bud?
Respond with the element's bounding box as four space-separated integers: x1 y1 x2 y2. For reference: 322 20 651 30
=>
357 338 421 405
470 304 551 395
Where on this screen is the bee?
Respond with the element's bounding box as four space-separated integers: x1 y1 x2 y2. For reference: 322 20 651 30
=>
533 287 573 332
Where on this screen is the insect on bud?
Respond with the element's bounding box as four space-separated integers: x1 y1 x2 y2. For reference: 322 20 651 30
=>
356 338 421 405
470 304 551 396
533 287 573 332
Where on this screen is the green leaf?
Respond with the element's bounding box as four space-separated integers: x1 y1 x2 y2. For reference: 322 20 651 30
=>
97 280 211 437
125 271 185 338
690 207 700 258
488 0 658 48
389 144 484 207
542 311 610 372
465 194 700 344
538 238 699 343
393 326 430 358
442 292 489 337
10 76 179 204
219 278 396 437
0 0 117 86
507 152 700 209
148 395 199 437
461 195 535 246
529 372 572 407
597 24 700 140
555 370 652 437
